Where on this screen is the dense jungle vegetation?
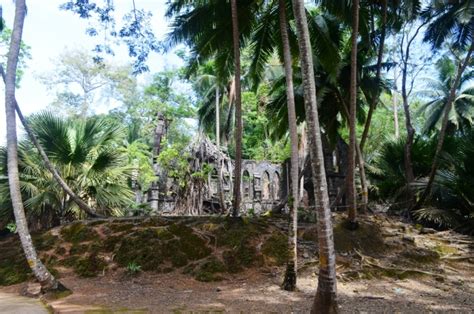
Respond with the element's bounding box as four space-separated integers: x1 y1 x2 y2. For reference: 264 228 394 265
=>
1 0 474 312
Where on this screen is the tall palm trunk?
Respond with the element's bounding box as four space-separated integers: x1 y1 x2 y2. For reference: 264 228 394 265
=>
360 0 387 150
4 0 63 292
416 42 474 209
215 87 226 212
0 68 101 219
357 0 387 212
292 0 338 312
347 0 360 229
230 0 242 217
278 0 299 292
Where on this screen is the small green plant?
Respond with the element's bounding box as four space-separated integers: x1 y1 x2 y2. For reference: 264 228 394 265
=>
247 208 255 217
126 262 142 275
6 223 16 233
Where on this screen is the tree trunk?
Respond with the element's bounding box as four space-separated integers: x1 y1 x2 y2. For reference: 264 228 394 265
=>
230 0 242 217
393 68 400 139
347 0 360 229
415 42 474 209
400 43 416 206
4 0 65 293
278 0 299 292
215 87 226 212
0 66 101 219
292 0 338 312
359 0 387 150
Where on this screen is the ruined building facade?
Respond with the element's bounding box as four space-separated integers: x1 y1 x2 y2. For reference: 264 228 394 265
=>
137 114 347 215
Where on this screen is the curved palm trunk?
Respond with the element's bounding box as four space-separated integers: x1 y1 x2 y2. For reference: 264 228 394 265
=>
4 0 64 292
215 87 226 212
347 0 360 228
0 80 102 218
416 42 474 209
230 0 242 217
278 0 299 292
292 0 338 312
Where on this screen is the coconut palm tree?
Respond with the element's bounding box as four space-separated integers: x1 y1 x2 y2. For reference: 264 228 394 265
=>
418 56 474 134
0 113 134 228
276 0 299 292
230 0 243 216
193 62 230 211
165 0 261 216
3 0 62 292
346 0 360 228
417 0 474 208
292 0 338 311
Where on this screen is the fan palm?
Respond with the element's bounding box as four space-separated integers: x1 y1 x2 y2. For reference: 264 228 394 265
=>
418 56 474 134
417 0 474 207
0 112 133 229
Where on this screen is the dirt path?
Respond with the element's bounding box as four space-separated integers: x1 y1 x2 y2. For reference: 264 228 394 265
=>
26 266 472 313
0 292 48 314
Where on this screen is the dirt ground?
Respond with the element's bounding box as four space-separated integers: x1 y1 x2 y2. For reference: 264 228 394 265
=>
1 214 473 313
1 261 473 313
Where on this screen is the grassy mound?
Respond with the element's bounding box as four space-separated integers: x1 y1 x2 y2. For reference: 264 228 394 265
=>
0 216 291 285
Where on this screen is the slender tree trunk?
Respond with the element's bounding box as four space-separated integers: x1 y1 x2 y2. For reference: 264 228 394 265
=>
230 0 242 217
215 87 226 212
401 61 416 205
416 42 474 209
278 0 299 291
292 0 338 312
360 0 387 150
399 21 428 206
356 0 387 213
347 0 360 229
393 68 400 139
4 0 65 292
0 67 101 218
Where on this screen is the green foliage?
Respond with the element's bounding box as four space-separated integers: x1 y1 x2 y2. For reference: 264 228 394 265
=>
74 254 107 278
0 112 134 226
0 27 31 86
261 233 289 266
6 223 16 233
40 48 136 118
371 130 474 233
126 262 142 275
417 56 474 134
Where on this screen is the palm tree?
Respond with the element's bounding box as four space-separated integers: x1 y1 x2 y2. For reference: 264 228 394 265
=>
193 63 229 211
292 0 338 312
276 0 299 291
418 56 474 134
0 113 133 227
230 0 242 216
0 68 101 219
347 0 360 229
165 0 261 216
3 0 62 292
417 0 474 208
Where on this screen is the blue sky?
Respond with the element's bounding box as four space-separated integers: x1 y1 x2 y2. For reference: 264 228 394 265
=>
0 0 184 145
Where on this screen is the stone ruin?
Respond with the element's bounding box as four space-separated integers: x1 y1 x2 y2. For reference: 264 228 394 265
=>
134 113 347 216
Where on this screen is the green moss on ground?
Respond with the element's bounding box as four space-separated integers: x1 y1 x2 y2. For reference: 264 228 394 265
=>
74 253 107 277
32 232 59 251
108 223 136 233
0 238 30 286
60 222 99 244
262 233 288 266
